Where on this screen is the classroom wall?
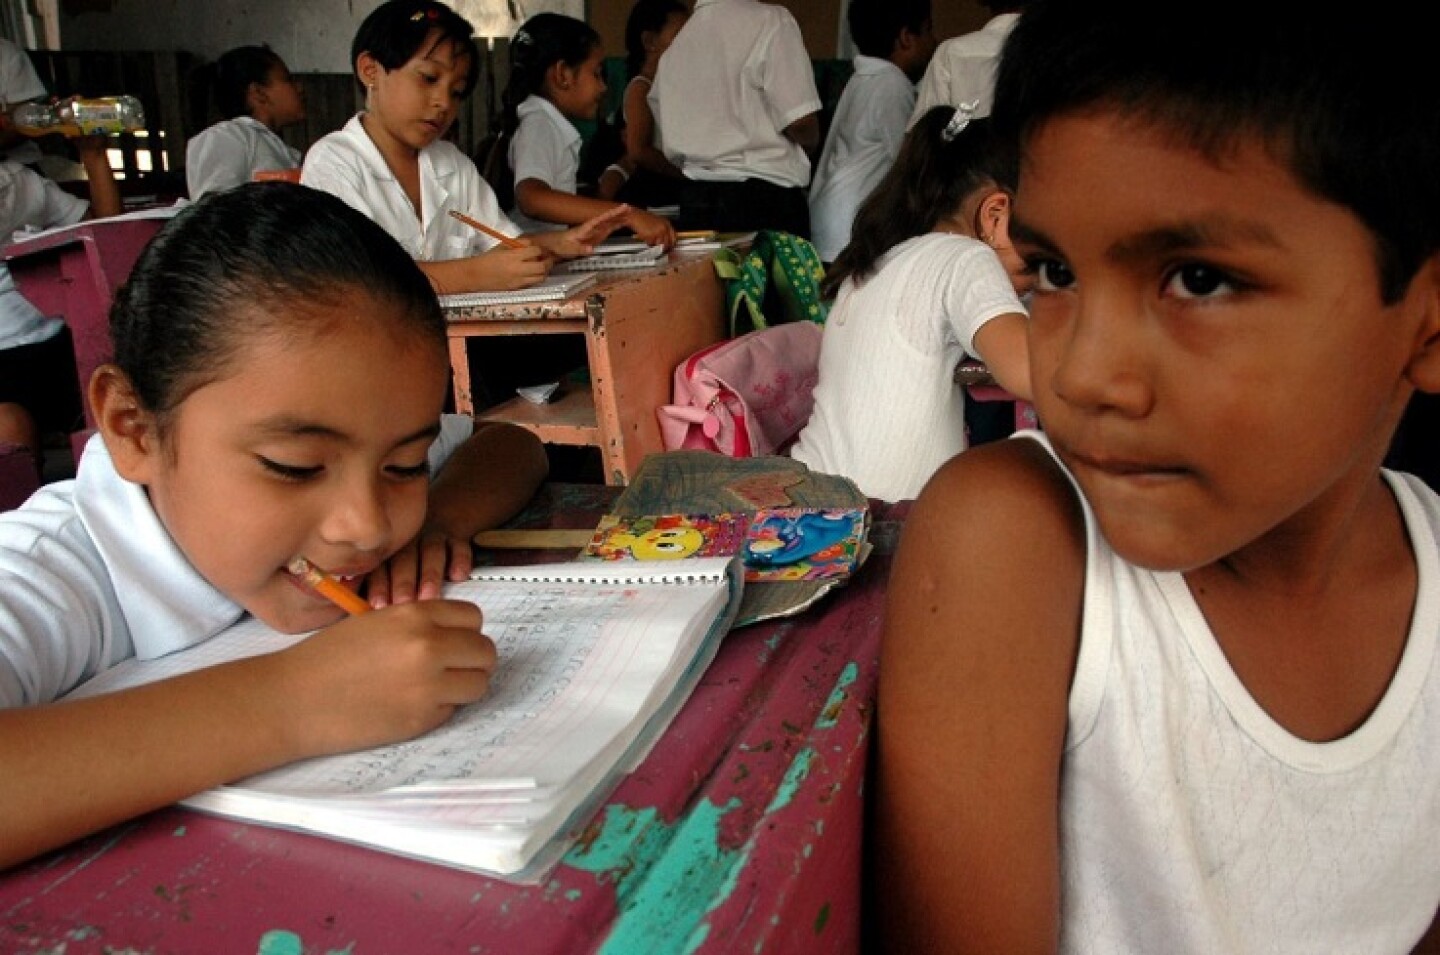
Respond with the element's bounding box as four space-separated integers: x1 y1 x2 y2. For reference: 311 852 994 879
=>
60 0 994 70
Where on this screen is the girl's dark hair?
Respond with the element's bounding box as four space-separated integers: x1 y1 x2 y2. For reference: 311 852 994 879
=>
211 45 284 120
993 0 1440 304
823 109 1008 299
351 0 480 98
624 0 686 79
501 13 600 137
111 181 443 418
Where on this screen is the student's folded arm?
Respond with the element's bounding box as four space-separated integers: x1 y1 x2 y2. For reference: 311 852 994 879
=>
782 112 821 154
874 438 1083 955
425 421 548 544
971 311 1033 401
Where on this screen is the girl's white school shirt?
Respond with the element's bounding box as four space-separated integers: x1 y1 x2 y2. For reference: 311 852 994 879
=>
185 116 302 199
301 113 521 262
789 232 1024 502
0 415 473 709
506 94 580 234
1025 428 1440 952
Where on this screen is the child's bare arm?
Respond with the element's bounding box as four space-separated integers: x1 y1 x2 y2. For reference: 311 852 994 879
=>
516 179 675 248
0 600 494 870
74 135 121 220
874 438 1084 954
623 85 683 180
371 422 549 605
972 311 1033 401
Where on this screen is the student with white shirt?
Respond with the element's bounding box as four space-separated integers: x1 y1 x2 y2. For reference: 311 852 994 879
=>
301 0 624 297
808 0 936 263
907 0 1024 128
185 45 307 198
500 13 673 247
649 0 822 236
0 138 120 477
0 37 47 167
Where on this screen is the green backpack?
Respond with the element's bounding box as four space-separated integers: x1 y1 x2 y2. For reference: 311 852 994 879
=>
712 230 830 338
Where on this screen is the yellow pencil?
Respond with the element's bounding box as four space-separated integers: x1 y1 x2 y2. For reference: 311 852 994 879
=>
287 556 372 616
448 209 526 249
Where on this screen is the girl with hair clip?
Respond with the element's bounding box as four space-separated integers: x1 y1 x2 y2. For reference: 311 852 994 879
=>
501 12 674 247
186 45 307 198
0 181 548 871
613 0 688 210
302 0 625 296
789 105 1032 503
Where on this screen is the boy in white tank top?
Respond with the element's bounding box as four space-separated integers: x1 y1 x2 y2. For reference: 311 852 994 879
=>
873 1 1440 951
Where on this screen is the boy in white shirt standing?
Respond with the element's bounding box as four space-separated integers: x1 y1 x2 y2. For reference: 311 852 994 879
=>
650 0 821 237
808 0 936 263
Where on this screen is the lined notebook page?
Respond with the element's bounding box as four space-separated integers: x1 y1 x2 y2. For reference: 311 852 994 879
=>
65 558 738 798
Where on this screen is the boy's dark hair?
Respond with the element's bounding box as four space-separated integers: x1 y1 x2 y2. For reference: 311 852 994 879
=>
624 0 687 79
351 0 480 98
211 45 284 120
992 0 1440 305
823 108 1007 299
500 13 600 138
847 0 931 60
111 182 443 418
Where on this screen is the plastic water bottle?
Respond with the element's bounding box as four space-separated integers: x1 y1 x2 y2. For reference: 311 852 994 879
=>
9 95 146 137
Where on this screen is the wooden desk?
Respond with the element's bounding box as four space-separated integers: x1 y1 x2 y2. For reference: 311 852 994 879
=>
0 483 906 955
445 253 727 486
2 216 168 459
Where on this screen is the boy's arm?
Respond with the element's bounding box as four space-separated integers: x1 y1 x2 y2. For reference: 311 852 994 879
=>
874 438 1083 954
783 113 820 155
425 421 548 543
515 179 674 248
368 421 549 605
74 135 120 220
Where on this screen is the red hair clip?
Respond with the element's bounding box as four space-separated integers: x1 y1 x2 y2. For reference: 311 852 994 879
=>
410 6 440 20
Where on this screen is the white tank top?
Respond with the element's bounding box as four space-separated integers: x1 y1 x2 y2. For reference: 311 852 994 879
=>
1023 431 1440 953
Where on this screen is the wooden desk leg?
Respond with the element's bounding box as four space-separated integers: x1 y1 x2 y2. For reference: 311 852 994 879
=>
583 296 627 485
448 336 474 416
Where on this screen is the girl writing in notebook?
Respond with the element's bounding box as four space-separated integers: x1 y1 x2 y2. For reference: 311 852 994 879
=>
500 13 675 248
789 106 1032 502
185 44 307 198
0 181 549 869
301 0 625 294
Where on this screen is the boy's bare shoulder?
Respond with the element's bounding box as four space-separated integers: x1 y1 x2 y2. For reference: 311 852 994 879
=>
912 435 1085 555
887 435 1088 670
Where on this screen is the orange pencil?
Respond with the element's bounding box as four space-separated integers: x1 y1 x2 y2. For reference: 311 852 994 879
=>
448 209 525 249
287 556 372 616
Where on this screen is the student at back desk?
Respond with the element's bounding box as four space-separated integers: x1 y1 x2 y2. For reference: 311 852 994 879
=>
186 45 307 198
807 0 936 264
649 0 822 237
501 12 673 247
0 136 120 481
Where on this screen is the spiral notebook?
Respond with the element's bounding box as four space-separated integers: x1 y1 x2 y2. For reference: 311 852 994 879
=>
557 242 666 272
63 557 745 882
438 271 597 308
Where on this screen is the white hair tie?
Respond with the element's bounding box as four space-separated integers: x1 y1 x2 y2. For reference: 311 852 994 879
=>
942 100 980 142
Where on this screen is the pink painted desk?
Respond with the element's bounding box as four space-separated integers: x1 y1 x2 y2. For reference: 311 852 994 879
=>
0 483 906 955
2 216 167 458
445 253 728 486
